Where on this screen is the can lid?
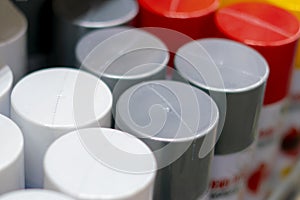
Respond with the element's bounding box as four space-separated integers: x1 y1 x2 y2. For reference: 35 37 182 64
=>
116 80 219 143
0 114 23 171
44 128 156 199
76 27 169 80
215 2 300 46
53 0 138 28
0 190 75 200
175 38 269 93
138 0 219 18
11 68 112 128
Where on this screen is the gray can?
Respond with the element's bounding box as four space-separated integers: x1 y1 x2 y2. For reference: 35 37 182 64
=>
76 27 169 115
52 0 138 66
174 38 269 154
174 38 269 199
115 80 219 200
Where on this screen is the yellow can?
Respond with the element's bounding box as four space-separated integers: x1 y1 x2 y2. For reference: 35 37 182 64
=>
220 0 267 8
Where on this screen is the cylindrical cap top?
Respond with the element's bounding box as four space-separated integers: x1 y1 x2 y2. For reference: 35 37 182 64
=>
175 38 269 93
116 80 219 142
138 0 220 52
11 68 112 128
53 0 138 28
138 0 219 18
0 190 75 200
215 3 300 46
0 114 23 170
44 128 156 200
77 27 168 80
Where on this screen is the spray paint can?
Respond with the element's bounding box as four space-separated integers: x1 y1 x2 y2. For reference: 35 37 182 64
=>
137 0 219 39
44 128 157 200
116 80 219 200
266 0 300 186
215 3 300 199
174 38 269 200
52 0 138 66
220 0 267 8
0 114 24 194
11 68 112 188
137 0 220 68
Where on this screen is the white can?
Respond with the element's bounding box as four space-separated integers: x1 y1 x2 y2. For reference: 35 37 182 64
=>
11 68 113 188
44 128 157 200
0 114 24 194
0 190 75 200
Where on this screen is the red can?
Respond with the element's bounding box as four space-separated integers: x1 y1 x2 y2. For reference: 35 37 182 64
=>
138 0 219 39
138 0 220 68
215 2 300 105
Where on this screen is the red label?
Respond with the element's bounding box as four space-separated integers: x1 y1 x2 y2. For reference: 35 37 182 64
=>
259 128 274 139
211 174 243 189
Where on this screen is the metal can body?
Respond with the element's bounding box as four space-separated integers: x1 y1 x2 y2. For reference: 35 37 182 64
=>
215 4 300 198
116 80 219 200
174 38 269 199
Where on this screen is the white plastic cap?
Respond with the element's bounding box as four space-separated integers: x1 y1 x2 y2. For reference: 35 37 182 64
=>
0 190 75 200
44 128 156 200
11 67 112 128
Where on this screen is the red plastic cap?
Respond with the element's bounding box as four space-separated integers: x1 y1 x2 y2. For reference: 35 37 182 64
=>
215 2 300 105
139 0 219 18
138 0 220 39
